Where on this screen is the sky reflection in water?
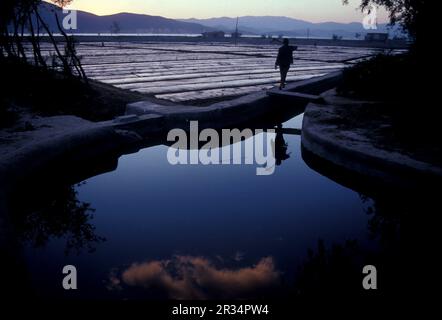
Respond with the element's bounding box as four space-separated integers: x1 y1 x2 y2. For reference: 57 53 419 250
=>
22 114 378 299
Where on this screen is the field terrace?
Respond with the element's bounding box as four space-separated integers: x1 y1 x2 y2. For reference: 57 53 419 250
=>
35 41 388 104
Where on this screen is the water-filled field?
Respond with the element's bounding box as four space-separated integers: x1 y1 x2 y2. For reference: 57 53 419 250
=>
36 41 385 103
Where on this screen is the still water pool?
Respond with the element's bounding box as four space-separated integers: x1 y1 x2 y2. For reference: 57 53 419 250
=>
20 114 393 299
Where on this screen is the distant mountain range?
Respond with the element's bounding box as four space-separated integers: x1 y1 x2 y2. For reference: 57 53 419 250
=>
35 2 214 34
181 16 405 39
32 2 404 39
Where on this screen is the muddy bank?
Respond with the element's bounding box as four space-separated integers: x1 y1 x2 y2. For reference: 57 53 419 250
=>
0 72 341 201
301 94 442 189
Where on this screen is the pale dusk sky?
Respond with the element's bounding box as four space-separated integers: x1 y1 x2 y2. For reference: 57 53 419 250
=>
63 0 389 23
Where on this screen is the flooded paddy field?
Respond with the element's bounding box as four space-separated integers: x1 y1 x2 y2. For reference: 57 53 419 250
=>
33 41 388 103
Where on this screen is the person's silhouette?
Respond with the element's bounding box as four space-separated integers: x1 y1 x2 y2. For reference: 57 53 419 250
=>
275 38 297 90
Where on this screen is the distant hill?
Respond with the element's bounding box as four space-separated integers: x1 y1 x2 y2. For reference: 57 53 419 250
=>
181 16 405 39
35 2 213 34
182 16 312 33
30 3 405 39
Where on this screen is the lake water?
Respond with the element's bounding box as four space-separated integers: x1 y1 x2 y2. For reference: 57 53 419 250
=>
14 113 402 300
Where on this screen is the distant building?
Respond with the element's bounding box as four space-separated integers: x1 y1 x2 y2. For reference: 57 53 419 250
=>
365 33 389 42
202 31 225 38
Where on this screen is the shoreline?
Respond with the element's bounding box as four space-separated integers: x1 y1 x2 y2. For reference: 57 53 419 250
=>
2 68 440 215
0 73 341 197
301 96 442 190
36 35 409 49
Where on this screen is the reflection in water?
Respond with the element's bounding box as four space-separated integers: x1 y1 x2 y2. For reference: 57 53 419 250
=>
108 256 280 300
294 197 402 296
361 195 401 246
300 146 408 295
274 124 291 166
295 239 363 296
3 107 415 299
12 183 105 255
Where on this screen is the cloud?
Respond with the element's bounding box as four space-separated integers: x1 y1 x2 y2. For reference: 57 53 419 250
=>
110 255 280 299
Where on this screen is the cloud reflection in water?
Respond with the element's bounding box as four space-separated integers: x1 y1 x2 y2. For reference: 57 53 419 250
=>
108 256 280 299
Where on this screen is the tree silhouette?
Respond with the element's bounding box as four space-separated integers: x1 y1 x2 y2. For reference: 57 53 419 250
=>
343 0 429 51
13 184 105 255
0 0 86 79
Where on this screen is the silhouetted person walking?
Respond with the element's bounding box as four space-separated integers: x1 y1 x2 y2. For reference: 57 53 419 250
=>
275 38 296 90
